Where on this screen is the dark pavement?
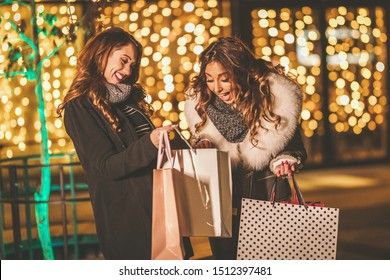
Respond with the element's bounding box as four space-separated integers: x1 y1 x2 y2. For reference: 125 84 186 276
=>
296 162 390 260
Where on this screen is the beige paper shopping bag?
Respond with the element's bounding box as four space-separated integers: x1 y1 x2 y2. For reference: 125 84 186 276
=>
170 148 232 237
151 131 184 260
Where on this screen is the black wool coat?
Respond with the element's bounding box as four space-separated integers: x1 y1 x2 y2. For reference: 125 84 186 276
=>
64 95 157 260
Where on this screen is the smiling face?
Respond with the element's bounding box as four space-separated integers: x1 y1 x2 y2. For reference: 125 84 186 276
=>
205 61 233 104
103 43 137 84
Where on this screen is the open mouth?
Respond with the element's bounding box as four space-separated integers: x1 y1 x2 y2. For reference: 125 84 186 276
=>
218 92 231 102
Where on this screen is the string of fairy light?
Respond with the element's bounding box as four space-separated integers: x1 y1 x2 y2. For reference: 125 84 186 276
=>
251 6 387 139
0 1 82 159
326 7 387 136
110 0 231 136
0 0 231 159
0 1 388 162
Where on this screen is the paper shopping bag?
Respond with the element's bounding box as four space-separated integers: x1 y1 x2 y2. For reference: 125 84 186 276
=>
151 131 184 260
163 126 233 237
237 175 339 260
169 148 232 237
151 168 184 260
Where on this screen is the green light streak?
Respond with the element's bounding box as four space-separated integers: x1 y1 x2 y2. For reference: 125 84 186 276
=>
2 0 82 260
0 70 36 80
8 21 38 53
30 0 54 260
33 59 54 260
1 0 59 260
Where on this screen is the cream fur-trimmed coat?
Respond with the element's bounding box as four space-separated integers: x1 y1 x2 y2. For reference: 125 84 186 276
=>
184 72 303 172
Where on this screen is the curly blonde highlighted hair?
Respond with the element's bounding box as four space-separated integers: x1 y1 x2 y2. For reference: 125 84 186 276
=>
57 27 153 131
188 37 296 146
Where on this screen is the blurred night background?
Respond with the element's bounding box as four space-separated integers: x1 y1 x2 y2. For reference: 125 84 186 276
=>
0 0 389 260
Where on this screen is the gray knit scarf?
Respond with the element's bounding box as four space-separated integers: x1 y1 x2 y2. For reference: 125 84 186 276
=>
206 97 248 143
104 82 132 104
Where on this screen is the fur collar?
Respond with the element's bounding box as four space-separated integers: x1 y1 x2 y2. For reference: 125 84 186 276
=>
184 73 302 171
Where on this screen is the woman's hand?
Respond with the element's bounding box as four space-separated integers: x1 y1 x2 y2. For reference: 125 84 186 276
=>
274 160 296 178
150 125 176 148
193 139 212 149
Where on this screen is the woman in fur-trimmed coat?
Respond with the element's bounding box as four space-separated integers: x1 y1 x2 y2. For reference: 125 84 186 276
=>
184 37 307 260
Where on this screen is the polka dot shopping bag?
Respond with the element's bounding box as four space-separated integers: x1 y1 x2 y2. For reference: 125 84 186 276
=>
236 175 339 260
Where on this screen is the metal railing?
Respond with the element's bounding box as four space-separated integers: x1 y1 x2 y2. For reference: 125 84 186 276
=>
0 154 97 260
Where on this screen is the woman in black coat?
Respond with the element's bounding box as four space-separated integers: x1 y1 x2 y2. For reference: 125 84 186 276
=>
184 37 307 259
57 27 175 260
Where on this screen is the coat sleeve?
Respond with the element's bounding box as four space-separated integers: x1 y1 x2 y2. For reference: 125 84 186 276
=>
269 127 307 172
64 99 158 180
267 73 307 172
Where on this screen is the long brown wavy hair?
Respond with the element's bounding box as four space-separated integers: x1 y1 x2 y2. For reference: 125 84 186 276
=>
189 36 293 146
57 27 153 131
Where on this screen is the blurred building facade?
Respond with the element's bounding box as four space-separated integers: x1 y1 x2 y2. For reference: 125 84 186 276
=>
0 0 388 167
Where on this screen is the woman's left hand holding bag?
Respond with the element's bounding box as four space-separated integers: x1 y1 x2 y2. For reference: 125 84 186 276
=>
274 160 296 178
150 125 176 148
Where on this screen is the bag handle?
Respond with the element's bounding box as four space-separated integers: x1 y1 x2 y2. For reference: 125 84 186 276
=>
188 149 210 209
173 125 195 151
172 126 210 209
270 174 307 209
291 173 306 207
156 130 173 169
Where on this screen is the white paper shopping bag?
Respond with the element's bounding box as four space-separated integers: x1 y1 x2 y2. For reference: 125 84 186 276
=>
166 148 232 237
